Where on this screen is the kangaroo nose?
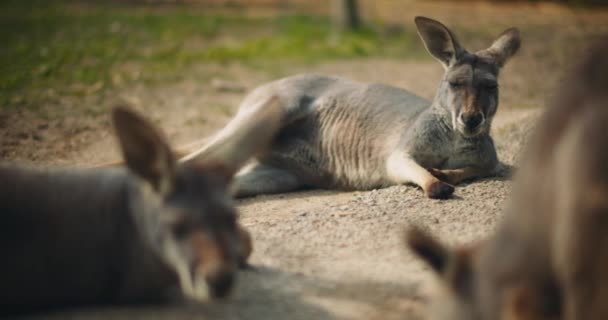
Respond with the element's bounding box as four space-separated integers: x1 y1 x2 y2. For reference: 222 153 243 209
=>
206 270 235 299
461 113 484 130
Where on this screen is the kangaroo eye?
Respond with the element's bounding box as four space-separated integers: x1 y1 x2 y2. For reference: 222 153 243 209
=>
171 219 195 239
172 222 189 239
484 83 498 91
449 81 463 88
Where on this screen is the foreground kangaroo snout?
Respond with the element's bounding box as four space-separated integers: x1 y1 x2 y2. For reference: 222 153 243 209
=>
160 189 240 301
169 216 243 301
173 191 252 301
206 270 235 299
203 225 252 298
177 243 237 301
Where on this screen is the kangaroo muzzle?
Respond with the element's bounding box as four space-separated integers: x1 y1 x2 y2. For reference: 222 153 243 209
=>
205 270 235 299
458 112 485 135
179 231 238 301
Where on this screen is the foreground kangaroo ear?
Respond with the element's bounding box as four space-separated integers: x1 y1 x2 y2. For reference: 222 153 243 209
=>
182 95 283 179
478 28 521 67
406 226 473 294
407 226 450 272
112 106 176 194
415 16 464 69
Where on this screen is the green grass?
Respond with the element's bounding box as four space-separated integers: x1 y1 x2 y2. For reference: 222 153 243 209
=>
0 1 425 110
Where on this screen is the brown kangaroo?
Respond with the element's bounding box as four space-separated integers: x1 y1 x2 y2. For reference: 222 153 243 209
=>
406 38 608 320
0 97 282 315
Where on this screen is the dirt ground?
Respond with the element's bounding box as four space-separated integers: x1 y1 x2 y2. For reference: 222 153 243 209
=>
0 0 608 320
5 55 543 320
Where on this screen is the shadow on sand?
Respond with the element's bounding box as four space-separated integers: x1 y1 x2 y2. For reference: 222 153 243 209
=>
15 264 424 320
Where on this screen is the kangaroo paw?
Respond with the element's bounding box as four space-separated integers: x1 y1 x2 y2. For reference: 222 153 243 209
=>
428 168 469 185
425 180 455 199
428 168 449 181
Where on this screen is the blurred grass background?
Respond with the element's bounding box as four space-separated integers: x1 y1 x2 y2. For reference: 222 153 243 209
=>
1 0 607 111
1 1 421 110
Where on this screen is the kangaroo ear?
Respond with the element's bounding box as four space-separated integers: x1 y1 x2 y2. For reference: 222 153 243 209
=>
415 16 464 69
406 226 474 295
406 226 450 272
112 106 176 194
478 28 521 67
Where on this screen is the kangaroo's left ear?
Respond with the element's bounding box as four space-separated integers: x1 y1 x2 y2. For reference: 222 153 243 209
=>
415 16 465 69
478 28 521 67
406 226 474 295
112 106 176 194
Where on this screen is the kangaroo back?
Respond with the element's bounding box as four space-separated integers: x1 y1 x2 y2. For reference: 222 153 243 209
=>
541 38 608 320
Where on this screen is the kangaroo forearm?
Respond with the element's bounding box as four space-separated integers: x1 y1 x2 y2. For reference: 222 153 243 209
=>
430 165 498 185
386 152 454 199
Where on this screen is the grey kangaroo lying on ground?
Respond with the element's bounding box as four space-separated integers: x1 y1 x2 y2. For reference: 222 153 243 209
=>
407 38 608 320
183 16 521 199
0 97 282 315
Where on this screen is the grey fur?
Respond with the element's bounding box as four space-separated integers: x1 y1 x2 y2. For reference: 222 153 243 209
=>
186 16 521 199
0 101 282 314
0 165 177 311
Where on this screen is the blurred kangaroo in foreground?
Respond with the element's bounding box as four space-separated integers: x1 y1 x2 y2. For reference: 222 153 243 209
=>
407 38 608 320
0 97 281 315
183 16 520 199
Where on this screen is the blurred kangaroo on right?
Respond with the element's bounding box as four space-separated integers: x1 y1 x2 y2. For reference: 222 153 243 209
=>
407 38 608 320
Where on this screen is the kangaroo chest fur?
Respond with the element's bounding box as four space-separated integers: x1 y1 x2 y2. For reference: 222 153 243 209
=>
252 74 496 190
0 166 178 313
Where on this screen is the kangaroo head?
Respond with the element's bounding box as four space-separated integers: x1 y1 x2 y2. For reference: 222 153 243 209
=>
406 227 561 320
111 99 280 301
415 16 520 138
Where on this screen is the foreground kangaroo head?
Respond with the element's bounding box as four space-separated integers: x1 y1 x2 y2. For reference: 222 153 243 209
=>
416 17 520 137
406 38 608 320
112 107 245 300
113 99 280 301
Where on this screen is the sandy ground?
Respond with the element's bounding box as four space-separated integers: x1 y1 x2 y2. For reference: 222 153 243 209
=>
2 56 545 320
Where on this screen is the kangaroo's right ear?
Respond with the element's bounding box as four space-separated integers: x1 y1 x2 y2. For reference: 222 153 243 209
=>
478 28 521 68
406 226 474 295
415 16 465 69
112 106 176 194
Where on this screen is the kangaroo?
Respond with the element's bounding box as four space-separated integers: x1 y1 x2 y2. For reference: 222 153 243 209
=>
0 97 282 315
182 16 520 199
406 38 608 320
